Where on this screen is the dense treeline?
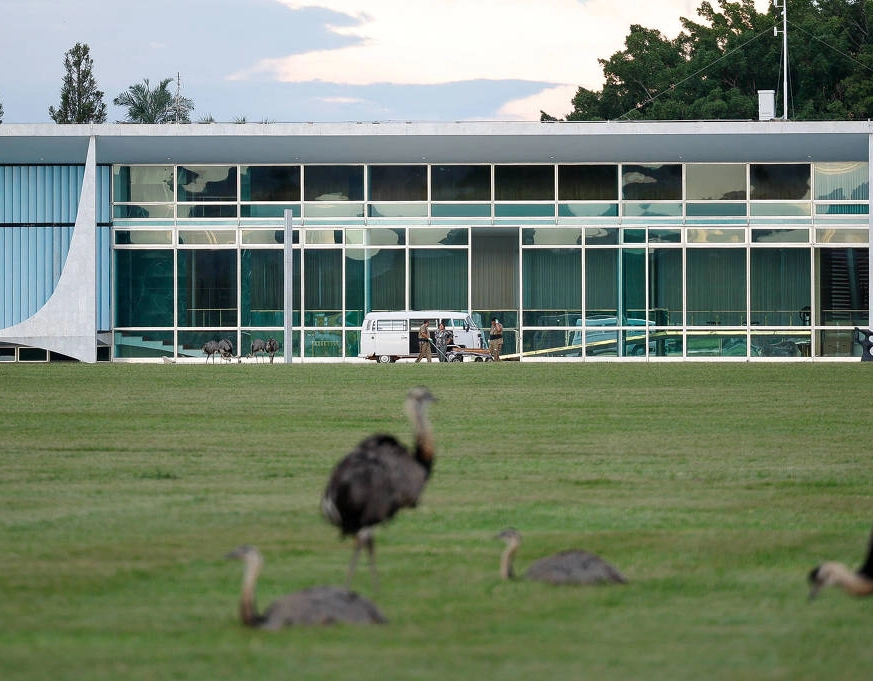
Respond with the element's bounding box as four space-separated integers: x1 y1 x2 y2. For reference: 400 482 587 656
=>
542 0 873 121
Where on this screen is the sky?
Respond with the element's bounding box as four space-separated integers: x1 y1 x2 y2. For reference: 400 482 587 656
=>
0 0 772 124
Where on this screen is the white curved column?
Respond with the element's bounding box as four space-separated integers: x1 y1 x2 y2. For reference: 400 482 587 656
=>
0 136 97 362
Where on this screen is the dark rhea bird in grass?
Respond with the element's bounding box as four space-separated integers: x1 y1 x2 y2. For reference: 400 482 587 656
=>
265 337 280 363
250 338 267 362
495 528 627 585
808 525 873 599
226 545 387 629
321 386 437 590
203 339 220 363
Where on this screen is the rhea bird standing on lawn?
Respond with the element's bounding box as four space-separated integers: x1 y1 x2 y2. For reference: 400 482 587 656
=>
808 525 873 599
322 386 437 590
226 544 386 629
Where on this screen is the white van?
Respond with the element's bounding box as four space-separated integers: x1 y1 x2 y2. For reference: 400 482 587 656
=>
360 310 485 363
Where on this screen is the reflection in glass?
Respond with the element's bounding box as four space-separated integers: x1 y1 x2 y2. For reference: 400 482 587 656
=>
177 249 238 327
114 330 174 359
177 166 237 202
345 248 405 319
410 249 468 310
816 247 869 326
114 249 174 326
495 165 554 200
368 165 427 201
649 248 682 326
622 164 681 200
750 164 810 200
686 249 746 325
814 162 868 201
241 165 300 201
304 166 364 201
241 249 283 326
431 165 490 201
686 164 746 200
523 249 580 311
558 165 618 200
304 250 342 326
750 248 810 326
113 165 174 202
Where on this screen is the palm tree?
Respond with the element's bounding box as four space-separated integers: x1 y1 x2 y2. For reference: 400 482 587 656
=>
113 78 194 124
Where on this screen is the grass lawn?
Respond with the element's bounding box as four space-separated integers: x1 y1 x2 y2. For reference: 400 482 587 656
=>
1 362 872 681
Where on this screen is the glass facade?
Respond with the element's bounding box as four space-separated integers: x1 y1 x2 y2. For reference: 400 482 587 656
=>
104 160 867 360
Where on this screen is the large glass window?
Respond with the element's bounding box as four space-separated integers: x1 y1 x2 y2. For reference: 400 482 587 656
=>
368 165 427 201
495 165 554 200
750 248 810 326
750 164 810 200
345 249 405 322
586 249 618 316
816 247 869 326
177 249 238 327
241 165 300 201
114 249 174 327
304 166 364 201
177 166 237 202
686 248 747 326
523 249 581 318
814 162 869 201
649 248 682 326
622 164 682 200
558 165 618 200
410 249 468 310
431 165 490 201
304 249 343 326
113 165 174 203
686 164 746 200
241 249 284 326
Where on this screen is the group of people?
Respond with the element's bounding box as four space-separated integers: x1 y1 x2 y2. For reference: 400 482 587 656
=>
414 317 504 363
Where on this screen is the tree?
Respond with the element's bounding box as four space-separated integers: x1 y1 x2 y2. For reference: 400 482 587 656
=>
48 43 107 123
544 0 873 121
0 96 4 124
113 77 194 124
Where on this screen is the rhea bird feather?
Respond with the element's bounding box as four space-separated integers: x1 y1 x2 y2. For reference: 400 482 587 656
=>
495 528 627 585
321 386 437 590
225 545 386 629
808 525 873 599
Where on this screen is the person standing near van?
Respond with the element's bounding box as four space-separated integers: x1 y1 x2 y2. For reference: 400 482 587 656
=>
415 320 432 363
434 321 450 361
489 318 504 361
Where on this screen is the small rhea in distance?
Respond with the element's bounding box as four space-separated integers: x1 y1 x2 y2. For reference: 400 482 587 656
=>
495 528 627 585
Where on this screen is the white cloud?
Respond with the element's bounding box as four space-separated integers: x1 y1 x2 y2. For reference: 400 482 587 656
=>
227 0 773 119
238 0 771 91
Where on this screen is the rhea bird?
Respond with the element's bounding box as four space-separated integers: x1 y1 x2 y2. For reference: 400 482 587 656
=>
203 339 220 363
808 525 873 599
226 544 387 629
321 386 437 590
495 528 627 585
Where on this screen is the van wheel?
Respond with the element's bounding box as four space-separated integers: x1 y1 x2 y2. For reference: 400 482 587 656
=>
377 355 394 364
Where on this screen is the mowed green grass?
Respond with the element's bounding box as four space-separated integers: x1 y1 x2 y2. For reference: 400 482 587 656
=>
2 362 872 681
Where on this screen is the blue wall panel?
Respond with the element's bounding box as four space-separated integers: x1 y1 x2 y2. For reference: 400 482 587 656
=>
0 164 113 329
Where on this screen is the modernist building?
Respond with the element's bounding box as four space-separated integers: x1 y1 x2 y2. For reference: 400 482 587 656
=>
0 120 870 362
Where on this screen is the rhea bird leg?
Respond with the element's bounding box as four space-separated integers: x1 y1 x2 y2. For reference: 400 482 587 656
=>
347 528 379 593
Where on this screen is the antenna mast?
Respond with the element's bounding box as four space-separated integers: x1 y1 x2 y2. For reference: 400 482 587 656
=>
780 1 788 119
175 72 181 124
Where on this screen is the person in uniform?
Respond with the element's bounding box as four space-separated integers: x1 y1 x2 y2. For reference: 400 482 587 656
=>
415 319 432 362
489 318 504 361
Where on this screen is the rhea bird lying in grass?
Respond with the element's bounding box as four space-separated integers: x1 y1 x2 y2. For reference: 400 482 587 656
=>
808 525 873 599
226 545 387 629
495 528 627 585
